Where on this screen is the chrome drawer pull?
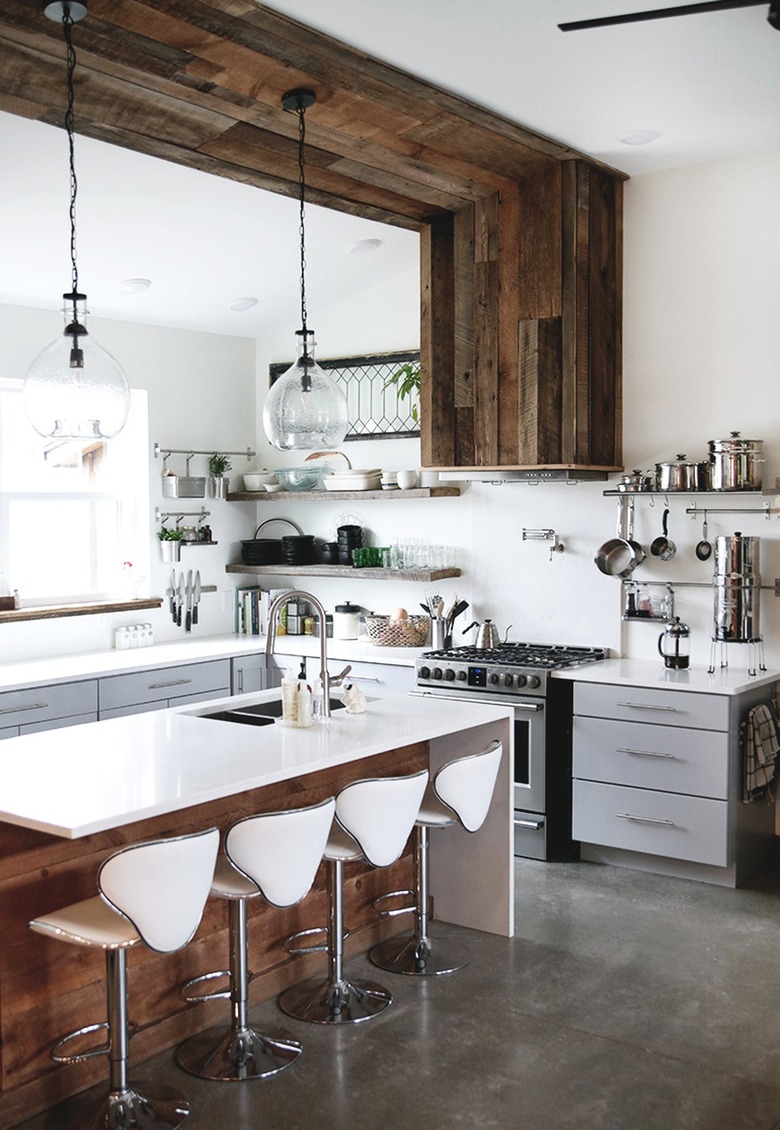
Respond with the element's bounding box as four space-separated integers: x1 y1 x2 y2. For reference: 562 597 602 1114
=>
616 747 675 760
347 675 380 683
147 678 192 689
0 701 48 715
616 701 678 712
616 812 675 827
514 818 544 830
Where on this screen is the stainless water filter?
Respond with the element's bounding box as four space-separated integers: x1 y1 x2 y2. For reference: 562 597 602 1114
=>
713 533 761 642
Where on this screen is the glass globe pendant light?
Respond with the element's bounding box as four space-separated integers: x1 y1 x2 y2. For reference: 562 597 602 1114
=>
262 89 348 451
24 2 130 441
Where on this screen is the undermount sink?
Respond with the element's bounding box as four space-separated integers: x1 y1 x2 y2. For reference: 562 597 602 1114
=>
203 699 346 726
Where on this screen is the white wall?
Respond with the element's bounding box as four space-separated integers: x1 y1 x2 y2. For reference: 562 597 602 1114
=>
0 305 256 660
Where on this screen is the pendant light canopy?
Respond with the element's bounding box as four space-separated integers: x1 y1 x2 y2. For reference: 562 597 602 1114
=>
262 89 348 451
24 2 130 441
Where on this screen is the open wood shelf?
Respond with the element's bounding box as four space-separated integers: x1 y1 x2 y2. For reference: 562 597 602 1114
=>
225 564 460 581
227 486 462 502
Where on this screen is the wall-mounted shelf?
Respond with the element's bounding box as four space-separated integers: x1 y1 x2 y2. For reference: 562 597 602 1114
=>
603 489 769 497
225 564 460 581
227 486 462 502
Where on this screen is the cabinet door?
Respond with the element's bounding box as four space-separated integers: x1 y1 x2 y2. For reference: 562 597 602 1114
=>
573 716 729 799
231 655 282 695
0 724 20 741
573 779 729 867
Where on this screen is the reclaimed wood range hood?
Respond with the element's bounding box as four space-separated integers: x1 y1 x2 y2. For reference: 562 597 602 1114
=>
0 0 624 475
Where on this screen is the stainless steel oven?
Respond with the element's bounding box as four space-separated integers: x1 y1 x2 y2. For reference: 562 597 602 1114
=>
413 644 606 860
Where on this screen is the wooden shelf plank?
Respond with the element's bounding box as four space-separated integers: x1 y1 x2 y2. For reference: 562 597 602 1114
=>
225 565 460 581
227 486 462 502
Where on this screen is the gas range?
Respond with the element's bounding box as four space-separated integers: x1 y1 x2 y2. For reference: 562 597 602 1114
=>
415 643 607 698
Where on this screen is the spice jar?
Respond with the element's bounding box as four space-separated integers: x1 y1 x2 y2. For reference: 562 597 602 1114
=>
333 601 361 640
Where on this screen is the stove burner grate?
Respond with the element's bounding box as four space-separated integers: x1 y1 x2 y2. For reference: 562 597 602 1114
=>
421 643 607 670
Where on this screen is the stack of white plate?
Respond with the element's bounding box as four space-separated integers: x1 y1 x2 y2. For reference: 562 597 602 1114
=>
323 468 382 491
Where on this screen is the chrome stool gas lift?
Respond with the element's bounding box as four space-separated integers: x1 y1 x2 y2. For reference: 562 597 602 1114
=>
28 828 219 1130
176 797 335 1081
370 741 503 976
278 770 429 1025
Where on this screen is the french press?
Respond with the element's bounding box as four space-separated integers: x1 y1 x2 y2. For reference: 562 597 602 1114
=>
657 616 690 670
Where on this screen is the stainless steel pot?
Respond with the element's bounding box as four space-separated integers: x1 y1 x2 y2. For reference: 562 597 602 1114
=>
595 499 645 578
713 533 761 643
708 432 764 491
654 455 709 492
616 469 653 492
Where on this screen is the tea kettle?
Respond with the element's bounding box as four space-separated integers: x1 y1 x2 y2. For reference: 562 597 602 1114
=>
463 619 507 649
657 616 690 670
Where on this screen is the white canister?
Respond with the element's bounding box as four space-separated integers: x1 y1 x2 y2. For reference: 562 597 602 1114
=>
333 601 361 639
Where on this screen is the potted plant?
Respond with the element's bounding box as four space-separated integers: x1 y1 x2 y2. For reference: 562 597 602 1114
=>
208 453 232 499
158 526 185 562
384 362 420 426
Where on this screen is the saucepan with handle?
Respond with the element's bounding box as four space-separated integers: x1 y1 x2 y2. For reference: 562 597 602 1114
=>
595 498 645 578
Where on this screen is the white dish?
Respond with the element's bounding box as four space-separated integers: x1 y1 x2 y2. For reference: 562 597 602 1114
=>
243 471 277 490
264 483 284 492
324 476 382 492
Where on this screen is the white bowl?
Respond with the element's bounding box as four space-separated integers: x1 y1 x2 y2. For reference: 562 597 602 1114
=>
243 471 277 490
263 483 284 492
324 473 382 491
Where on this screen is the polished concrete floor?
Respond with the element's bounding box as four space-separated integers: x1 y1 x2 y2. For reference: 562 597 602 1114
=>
13 856 780 1130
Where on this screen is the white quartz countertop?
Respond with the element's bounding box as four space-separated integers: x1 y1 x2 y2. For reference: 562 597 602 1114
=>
552 658 780 696
0 634 422 693
0 690 510 839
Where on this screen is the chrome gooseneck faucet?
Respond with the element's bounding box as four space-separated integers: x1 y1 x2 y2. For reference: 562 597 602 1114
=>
265 590 351 718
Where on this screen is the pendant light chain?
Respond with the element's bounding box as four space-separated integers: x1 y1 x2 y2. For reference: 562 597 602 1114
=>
296 96 308 348
62 5 80 322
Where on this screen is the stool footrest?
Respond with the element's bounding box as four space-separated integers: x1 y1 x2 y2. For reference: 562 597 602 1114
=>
181 969 233 1004
284 924 350 956
51 1021 109 1065
372 888 416 918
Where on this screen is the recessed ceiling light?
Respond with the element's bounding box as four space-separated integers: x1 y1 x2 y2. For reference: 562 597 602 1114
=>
349 238 382 254
118 277 151 294
619 130 661 146
229 297 259 312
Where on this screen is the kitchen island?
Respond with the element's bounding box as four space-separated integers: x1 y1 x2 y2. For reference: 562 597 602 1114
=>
0 690 512 1126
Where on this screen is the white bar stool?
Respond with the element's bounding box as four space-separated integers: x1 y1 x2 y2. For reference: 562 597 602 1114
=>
369 739 503 976
28 827 220 1130
175 796 336 1081
278 769 429 1025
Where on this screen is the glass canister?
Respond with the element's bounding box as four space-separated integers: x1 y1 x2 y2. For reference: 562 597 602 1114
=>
657 616 690 669
333 601 361 640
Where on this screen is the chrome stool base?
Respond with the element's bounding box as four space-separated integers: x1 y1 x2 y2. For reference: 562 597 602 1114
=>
368 933 470 977
278 975 391 1025
176 1024 301 1081
45 1082 189 1130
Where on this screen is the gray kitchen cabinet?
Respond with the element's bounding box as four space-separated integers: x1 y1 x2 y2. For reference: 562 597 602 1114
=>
98 659 231 719
571 680 776 887
0 681 98 740
303 656 414 696
231 654 282 696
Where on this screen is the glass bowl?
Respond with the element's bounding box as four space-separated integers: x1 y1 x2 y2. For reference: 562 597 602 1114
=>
274 467 326 491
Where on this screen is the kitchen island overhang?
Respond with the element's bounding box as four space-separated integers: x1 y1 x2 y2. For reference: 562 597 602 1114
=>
0 689 512 1126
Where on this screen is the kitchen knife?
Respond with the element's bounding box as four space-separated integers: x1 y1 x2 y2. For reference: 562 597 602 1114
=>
192 571 201 625
185 569 193 633
169 569 176 620
177 572 184 627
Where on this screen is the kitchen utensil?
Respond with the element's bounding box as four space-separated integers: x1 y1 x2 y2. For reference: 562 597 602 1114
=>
708 431 764 491
462 619 500 649
185 569 193 633
192 571 201 625
594 499 643 578
695 515 712 561
169 569 176 620
654 455 708 492
650 508 676 561
616 469 652 492
176 573 184 627
658 616 690 670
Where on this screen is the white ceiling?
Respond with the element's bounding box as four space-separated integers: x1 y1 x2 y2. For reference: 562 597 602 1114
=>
1 0 777 339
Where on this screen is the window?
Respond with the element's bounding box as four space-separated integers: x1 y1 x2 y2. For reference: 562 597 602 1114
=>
0 381 150 606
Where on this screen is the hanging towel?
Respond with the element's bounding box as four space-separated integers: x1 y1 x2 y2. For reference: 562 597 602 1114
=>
742 702 779 804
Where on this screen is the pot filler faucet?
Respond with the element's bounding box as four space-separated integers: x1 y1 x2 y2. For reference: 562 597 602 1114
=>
265 590 351 718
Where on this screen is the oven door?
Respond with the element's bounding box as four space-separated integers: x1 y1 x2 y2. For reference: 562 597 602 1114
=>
410 688 547 859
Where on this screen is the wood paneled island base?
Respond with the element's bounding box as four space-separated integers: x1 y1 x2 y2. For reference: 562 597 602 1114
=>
1 744 427 1126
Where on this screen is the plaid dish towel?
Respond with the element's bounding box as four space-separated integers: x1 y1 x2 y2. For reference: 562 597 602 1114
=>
743 703 779 804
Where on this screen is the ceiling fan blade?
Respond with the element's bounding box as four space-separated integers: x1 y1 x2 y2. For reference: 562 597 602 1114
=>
559 0 766 31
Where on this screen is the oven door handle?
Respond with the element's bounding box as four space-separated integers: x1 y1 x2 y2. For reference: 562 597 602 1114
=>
410 690 543 711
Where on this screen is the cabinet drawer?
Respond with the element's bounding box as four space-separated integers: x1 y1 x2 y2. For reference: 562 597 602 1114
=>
307 658 413 696
22 712 97 735
99 660 231 712
573 779 728 866
573 716 729 798
574 682 729 731
0 681 97 729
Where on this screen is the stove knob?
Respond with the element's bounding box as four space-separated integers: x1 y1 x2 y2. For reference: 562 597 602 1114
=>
419 666 431 680
432 668 443 681
457 669 468 681
527 675 541 689
489 672 500 685
516 674 527 688
503 673 514 688
445 668 456 681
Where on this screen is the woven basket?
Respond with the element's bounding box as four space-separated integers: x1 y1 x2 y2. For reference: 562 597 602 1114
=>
364 614 430 647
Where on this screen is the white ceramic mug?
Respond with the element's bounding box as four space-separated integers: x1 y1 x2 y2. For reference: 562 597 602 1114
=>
397 469 418 490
